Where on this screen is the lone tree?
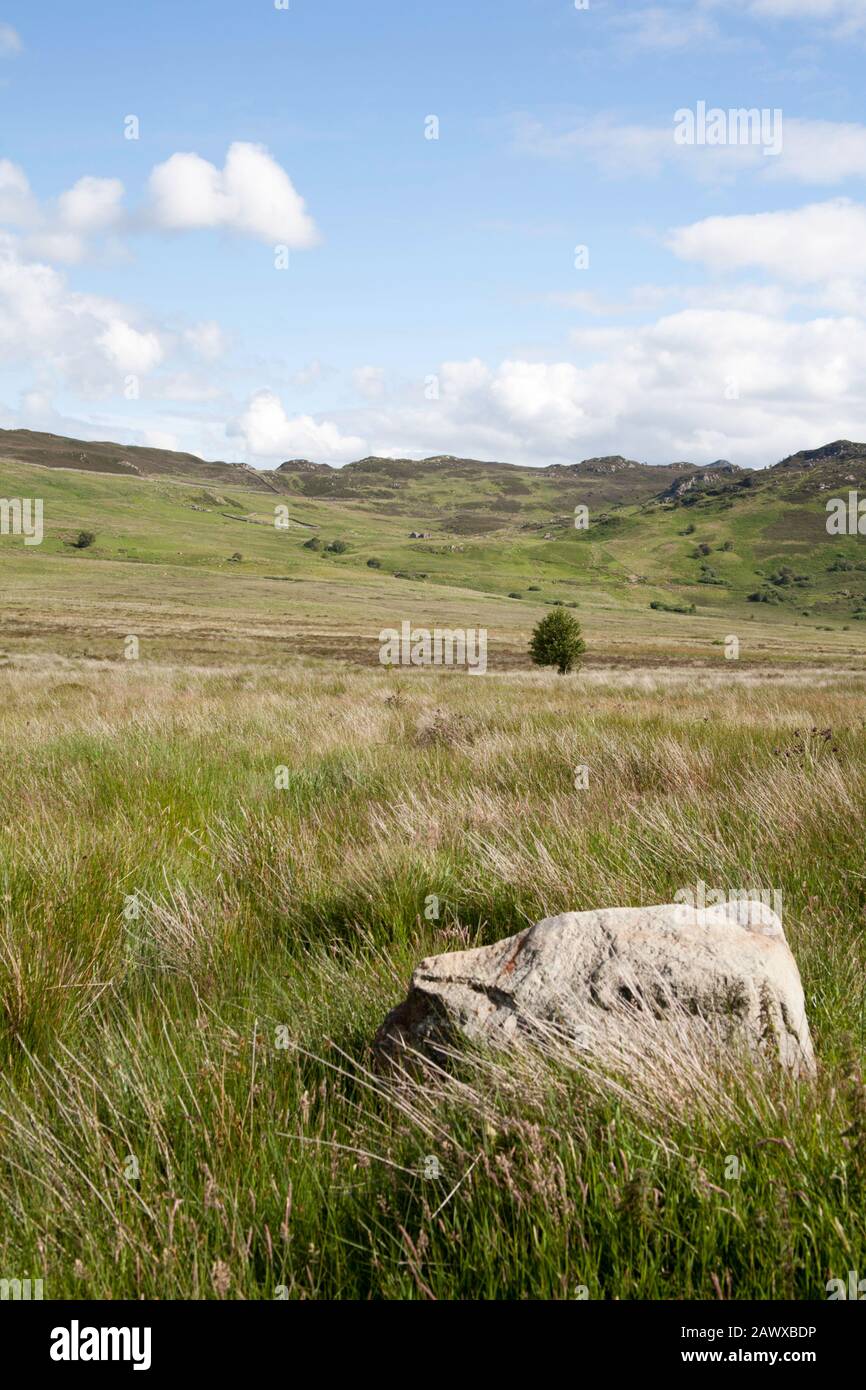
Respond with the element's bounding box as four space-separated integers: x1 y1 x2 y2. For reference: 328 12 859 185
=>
529 607 585 675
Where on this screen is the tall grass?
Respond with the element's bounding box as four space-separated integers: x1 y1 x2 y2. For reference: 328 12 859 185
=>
0 658 864 1298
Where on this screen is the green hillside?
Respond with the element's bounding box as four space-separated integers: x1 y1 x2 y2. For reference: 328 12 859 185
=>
3 431 866 668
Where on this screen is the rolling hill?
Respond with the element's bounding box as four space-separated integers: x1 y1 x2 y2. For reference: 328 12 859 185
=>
3 428 866 669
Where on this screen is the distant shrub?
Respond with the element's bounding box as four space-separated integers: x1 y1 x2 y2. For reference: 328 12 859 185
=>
73 531 96 549
650 600 696 614
528 585 541 591
303 537 322 550
327 539 348 554
748 589 783 604
770 566 809 587
228 552 243 563
508 592 523 599
720 540 734 551
366 558 382 568
529 608 585 675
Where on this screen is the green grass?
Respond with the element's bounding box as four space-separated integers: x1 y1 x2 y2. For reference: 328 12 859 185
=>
4 454 866 678
5 452 866 635
2 450 866 1298
0 661 864 1299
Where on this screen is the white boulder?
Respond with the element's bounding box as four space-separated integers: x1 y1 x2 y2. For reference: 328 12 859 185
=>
375 901 815 1077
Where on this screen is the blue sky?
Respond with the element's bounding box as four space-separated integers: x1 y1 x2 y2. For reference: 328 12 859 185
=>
1 0 865 467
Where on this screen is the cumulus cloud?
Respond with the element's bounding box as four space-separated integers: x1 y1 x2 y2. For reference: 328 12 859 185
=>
147 142 319 247
0 159 125 263
221 290 866 471
97 319 164 375
0 233 180 393
359 312 866 468
667 198 866 281
0 147 319 263
57 175 124 232
233 391 364 462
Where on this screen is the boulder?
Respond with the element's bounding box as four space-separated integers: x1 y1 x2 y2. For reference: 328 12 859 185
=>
375 901 815 1077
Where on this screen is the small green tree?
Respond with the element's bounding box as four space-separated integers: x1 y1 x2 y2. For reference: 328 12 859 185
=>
529 607 585 675
73 530 96 549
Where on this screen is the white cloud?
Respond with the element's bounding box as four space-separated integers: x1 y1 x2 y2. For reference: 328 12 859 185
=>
770 120 866 183
0 233 189 395
0 147 320 261
549 286 673 316
146 371 223 402
514 114 674 174
438 358 493 396
667 198 866 281
0 24 21 57
57 176 124 231
0 158 37 222
489 361 588 436
0 160 125 263
233 391 364 462
616 5 721 49
0 162 237 399
24 230 89 264
737 0 866 26
141 429 180 452
184 320 227 361
97 319 164 375
147 142 319 247
354 311 866 468
293 359 335 386
352 365 387 400
514 114 866 185
12 292 866 470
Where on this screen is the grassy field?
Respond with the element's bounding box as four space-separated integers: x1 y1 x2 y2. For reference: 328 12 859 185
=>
1 656 865 1299
5 451 866 649
2 449 865 1299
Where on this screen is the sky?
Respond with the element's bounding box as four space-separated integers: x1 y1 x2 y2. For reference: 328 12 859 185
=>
1 0 865 469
